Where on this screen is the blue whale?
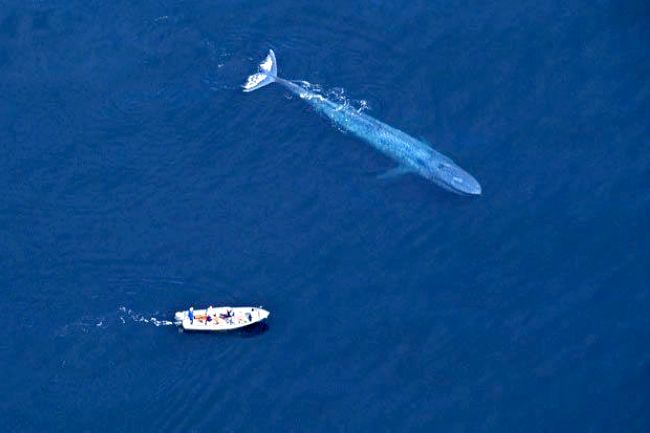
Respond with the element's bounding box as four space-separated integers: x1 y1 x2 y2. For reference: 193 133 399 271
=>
243 50 481 195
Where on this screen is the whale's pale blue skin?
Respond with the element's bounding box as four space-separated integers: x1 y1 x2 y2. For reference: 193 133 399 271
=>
244 51 481 195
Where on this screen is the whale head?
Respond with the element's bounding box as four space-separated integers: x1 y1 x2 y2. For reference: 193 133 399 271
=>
428 160 482 195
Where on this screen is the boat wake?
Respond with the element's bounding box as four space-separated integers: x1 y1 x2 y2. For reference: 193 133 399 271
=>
117 306 175 327
56 307 174 336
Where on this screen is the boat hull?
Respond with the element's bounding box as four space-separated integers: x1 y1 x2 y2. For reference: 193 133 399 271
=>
174 306 270 332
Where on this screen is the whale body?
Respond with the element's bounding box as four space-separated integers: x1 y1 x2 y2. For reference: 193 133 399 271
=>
243 50 481 195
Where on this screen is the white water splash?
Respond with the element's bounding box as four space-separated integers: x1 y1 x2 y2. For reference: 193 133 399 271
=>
290 80 372 134
292 80 371 114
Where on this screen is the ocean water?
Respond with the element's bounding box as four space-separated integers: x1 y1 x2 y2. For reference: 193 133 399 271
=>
1 0 649 431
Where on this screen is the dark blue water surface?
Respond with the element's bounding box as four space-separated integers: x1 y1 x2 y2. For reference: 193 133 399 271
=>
2 0 649 431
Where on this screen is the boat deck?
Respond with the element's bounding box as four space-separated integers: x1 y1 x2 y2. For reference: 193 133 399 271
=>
175 307 269 331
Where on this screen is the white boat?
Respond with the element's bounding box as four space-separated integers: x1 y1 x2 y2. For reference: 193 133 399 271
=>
174 306 270 331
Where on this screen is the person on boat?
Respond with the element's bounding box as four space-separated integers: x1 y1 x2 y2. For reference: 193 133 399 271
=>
188 306 194 324
206 305 214 323
219 308 233 324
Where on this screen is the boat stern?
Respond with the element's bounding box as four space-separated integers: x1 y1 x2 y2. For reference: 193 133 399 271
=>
174 311 186 325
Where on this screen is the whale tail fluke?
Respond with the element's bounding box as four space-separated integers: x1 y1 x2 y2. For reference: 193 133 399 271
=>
242 49 278 92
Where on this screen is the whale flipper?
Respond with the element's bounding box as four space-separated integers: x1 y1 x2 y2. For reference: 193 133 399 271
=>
377 165 413 180
243 50 278 92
